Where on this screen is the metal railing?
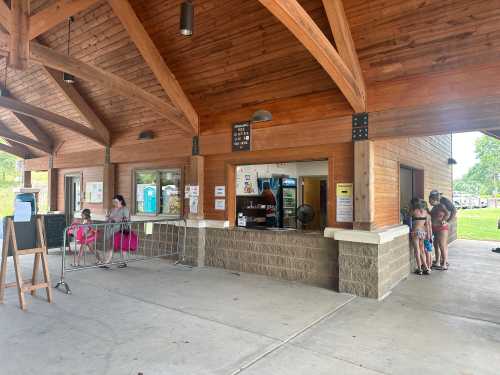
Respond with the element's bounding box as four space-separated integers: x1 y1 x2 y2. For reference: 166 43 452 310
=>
54 218 187 294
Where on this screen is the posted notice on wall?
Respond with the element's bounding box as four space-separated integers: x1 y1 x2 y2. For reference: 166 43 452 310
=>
215 199 225 210
184 185 191 197
190 185 200 197
214 186 226 197
85 181 103 203
189 197 198 214
336 183 353 222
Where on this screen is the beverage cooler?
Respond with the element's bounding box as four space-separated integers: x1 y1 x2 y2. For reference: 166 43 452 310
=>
258 177 297 228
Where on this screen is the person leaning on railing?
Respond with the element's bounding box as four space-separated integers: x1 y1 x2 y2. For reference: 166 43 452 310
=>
100 194 131 265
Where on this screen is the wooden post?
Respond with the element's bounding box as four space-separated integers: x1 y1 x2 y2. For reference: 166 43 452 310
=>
354 140 375 230
47 156 58 212
23 169 31 188
103 152 115 212
186 156 204 219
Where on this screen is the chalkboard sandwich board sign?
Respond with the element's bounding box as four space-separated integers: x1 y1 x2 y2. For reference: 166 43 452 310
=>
232 121 251 152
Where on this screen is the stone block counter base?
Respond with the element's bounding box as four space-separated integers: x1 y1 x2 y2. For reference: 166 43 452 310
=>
325 226 410 300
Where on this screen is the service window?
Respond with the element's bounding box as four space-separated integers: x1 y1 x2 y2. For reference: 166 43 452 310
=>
135 169 181 217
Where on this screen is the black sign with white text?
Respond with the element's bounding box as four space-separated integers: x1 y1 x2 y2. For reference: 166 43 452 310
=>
232 121 251 151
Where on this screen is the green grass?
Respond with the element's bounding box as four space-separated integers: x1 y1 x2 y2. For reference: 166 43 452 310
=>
457 208 500 241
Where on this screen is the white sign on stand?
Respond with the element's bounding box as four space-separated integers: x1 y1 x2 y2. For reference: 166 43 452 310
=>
14 202 32 222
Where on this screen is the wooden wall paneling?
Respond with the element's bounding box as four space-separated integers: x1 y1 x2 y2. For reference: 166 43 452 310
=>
29 0 101 40
53 149 105 169
258 0 364 112
8 0 29 70
107 0 198 135
24 155 49 171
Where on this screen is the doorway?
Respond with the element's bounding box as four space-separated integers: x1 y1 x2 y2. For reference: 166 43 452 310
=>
400 165 424 212
300 176 328 230
64 174 82 223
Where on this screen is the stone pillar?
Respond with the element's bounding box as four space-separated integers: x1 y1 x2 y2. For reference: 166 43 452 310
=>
327 226 410 300
354 140 375 230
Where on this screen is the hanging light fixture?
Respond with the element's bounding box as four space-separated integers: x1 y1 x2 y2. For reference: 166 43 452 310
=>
250 110 273 123
63 17 76 84
180 1 194 36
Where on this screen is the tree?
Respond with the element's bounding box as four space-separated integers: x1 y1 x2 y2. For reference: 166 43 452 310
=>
454 135 500 196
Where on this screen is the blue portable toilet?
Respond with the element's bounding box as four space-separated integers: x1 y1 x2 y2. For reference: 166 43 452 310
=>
143 186 156 213
15 192 37 215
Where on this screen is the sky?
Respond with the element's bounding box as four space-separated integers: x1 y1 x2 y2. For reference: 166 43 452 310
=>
452 131 482 180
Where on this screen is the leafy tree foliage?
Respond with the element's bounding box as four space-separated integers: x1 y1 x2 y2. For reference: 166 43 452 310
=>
454 135 500 196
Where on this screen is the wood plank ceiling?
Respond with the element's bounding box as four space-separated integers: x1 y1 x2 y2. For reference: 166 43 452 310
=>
0 0 499 158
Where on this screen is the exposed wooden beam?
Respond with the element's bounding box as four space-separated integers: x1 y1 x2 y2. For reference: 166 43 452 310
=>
258 0 365 112
0 0 10 33
29 0 100 40
12 112 53 146
0 95 106 146
0 138 32 158
43 66 110 144
29 42 193 134
0 122 51 153
8 0 29 70
108 0 198 134
322 0 366 107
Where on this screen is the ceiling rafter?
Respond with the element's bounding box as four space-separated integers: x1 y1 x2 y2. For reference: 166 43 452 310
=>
108 0 199 134
29 0 101 40
0 95 106 146
322 0 366 108
257 0 366 113
0 121 51 153
43 66 110 145
13 112 53 147
0 141 31 158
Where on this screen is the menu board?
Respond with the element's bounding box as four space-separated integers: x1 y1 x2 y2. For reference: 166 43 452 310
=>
85 181 103 203
236 166 258 196
232 121 251 151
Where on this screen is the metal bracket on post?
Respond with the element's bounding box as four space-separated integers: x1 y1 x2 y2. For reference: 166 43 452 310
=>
352 112 369 141
192 136 199 156
105 146 111 164
48 154 54 169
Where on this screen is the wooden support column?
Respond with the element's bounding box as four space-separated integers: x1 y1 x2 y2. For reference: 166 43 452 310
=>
186 155 204 220
102 148 115 212
47 156 57 212
23 169 31 188
9 0 30 70
354 140 375 230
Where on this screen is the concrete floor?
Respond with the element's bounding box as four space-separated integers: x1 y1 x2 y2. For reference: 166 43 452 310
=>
1 239 499 375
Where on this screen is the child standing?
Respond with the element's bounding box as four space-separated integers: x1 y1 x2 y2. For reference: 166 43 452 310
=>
410 198 431 275
73 208 97 266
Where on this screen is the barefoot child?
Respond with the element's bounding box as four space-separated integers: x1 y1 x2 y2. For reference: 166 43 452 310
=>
73 209 97 266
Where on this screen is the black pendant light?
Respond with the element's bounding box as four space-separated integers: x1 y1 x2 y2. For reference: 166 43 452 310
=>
180 1 194 36
63 17 75 84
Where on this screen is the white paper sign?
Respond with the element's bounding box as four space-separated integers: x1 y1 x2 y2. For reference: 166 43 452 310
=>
184 185 191 197
336 183 353 222
14 202 32 222
190 185 199 197
214 186 226 197
215 199 226 210
85 181 103 203
189 197 198 214
236 166 258 196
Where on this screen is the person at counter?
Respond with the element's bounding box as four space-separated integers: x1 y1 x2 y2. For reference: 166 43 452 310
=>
261 182 277 227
